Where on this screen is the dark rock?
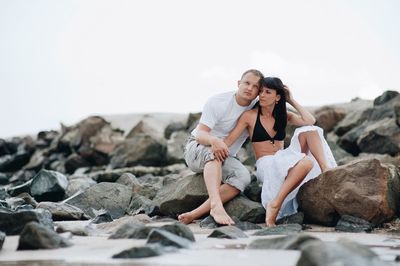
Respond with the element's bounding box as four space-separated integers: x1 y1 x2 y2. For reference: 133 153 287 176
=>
64 153 91 174
166 131 189 164
112 243 167 258
243 176 262 202
207 226 248 239
17 222 72 250
160 222 195 242
147 229 191 248
91 209 113 224
64 182 132 219
0 231 5 249
154 173 207 217
30 169 68 202
109 223 151 239
110 133 167 168
224 195 265 223
374 90 399 106
0 172 9 185
253 224 302 236
0 152 31 172
0 208 53 235
276 212 304 225
248 234 319 250
15 204 34 211
0 188 9 200
335 215 374 233
36 202 88 221
164 122 186 139
6 179 33 197
126 193 160 217
314 106 346 133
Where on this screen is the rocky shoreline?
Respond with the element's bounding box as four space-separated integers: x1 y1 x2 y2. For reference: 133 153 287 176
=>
0 90 400 265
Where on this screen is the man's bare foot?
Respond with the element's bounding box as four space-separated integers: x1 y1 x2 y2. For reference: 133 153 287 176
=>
178 212 195 225
210 204 235 225
265 201 280 227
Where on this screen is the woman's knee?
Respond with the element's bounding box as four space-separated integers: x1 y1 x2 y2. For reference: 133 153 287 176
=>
299 157 313 171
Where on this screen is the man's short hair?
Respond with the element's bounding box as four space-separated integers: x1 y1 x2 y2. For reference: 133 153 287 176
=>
241 69 264 86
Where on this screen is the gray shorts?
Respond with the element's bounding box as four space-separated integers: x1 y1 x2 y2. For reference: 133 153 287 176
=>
183 137 251 192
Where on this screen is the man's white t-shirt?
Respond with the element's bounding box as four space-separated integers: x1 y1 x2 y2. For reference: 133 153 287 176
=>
191 91 257 156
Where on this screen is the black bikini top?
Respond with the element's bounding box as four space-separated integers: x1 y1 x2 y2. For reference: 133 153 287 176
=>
251 107 286 143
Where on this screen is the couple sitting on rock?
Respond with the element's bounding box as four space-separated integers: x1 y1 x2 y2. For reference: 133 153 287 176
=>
178 69 337 227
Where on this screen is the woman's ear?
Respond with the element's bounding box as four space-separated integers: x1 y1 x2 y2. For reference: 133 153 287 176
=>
276 94 281 102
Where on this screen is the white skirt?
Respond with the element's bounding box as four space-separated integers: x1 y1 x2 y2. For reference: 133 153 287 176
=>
255 125 337 220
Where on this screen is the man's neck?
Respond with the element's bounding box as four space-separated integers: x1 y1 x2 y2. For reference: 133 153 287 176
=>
235 93 252 107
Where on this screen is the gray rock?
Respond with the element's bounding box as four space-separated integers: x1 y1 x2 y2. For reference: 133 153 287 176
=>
30 169 68 202
224 195 265 223
207 226 248 239
64 182 132 219
147 229 192 248
65 176 96 198
91 209 113 224
109 223 151 239
248 234 319 250
17 222 72 250
36 201 88 221
126 193 159 216
154 173 208 217
166 131 189 164
112 243 167 258
276 212 304 225
0 208 53 235
335 215 374 232
0 231 5 250
160 222 195 242
253 224 303 236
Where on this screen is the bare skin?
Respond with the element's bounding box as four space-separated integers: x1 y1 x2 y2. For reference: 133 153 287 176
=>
224 82 331 226
179 71 262 225
265 157 313 226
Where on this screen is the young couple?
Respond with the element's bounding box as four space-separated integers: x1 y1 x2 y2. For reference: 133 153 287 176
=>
179 69 336 227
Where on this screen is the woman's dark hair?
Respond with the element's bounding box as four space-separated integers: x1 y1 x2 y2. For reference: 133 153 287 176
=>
261 77 287 132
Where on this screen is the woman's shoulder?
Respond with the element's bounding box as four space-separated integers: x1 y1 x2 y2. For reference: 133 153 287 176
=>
240 108 257 121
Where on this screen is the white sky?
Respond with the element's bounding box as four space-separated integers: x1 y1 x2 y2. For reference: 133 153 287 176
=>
1 0 399 138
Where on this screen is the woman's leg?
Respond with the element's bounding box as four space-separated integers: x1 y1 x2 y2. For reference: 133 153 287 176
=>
266 157 313 227
298 130 330 173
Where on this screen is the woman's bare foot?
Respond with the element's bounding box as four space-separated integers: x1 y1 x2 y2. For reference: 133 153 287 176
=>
210 204 235 225
265 201 280 227
178 212 196 224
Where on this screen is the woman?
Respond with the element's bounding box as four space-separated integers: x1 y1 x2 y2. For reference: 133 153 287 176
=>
224 77 336 226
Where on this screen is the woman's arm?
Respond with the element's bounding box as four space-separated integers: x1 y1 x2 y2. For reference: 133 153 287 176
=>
285 85 316 126
224 111 251 147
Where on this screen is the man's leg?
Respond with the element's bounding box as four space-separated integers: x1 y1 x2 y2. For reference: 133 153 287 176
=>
178 183 239 224
298 130 330 173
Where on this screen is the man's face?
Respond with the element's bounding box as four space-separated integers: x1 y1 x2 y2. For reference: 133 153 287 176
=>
237 72 261 101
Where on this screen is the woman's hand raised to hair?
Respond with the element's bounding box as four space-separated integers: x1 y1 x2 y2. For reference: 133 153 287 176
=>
283 85 294 105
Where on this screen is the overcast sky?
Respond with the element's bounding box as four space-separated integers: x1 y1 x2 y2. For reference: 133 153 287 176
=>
1 0 399 138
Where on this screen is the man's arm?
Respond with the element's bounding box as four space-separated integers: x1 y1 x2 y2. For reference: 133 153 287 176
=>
195 123 229 162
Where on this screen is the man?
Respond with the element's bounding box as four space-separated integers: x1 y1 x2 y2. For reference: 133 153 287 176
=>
178 69 264 225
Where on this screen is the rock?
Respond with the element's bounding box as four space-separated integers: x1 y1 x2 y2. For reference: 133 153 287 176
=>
17 222 72 250
335 215 374 233
243 175 262 202
65 175 96 198
154 173 208 217
314 106 346 133
110 133 167 168
109 223 151 239
160 222 195 242
276 212 304 225
207 226 248 239
248 234 319 250
64 182 132 219
0 152 31 172
36 202 88 221
115 172 140 188
166 131 189 164
147 229 192 248
298 159 400 226
112 243 166 258
252 224 303 236
0 231 5 250
224 195 265 223
374 90 399 106
297 238 387 266
64 153 91 174
126 193 159 216
164 122 186 139
6 179 32 197
0 208 53 235
30 169 68 202
91 209 113 224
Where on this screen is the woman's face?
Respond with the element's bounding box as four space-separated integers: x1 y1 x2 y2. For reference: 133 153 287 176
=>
259 87 281 107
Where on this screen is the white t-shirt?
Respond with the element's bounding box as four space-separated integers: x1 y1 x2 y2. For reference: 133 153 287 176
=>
191 91 257 156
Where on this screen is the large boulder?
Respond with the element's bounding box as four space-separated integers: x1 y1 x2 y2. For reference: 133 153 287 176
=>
64 182 132 219
30 169 68 202
298 159 400 226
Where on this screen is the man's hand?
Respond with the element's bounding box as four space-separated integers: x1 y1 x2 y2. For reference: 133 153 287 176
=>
210 136 229 162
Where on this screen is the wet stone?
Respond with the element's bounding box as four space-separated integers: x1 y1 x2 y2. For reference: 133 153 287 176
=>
335 215 374 233
276 212 304 225
247 234 319 250
112 244 166 259
146 229 191 248
160 222 195 242
109 223 152 239
0 231 5 250
207 226 248 239
91 210 113 224
252 224 302 236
